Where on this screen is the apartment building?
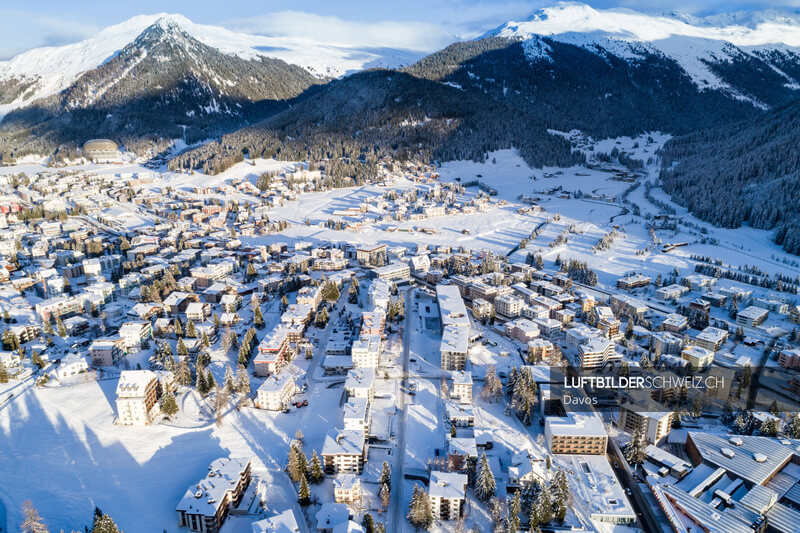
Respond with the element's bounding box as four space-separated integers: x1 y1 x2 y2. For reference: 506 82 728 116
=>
342 397 371 433
321 430 367 474
694 326 728 352
681 346 715 370
176 457 252 533
345 368 375 402
115 370 160 425
495 294 524 318
256 372 298 411
254 327 290 376
350 335 381 369
119 321 153 350
451 371 473 404
578 337 620 369
89 337 127 366
737 306 769 327
429 471 467 521
618 406 673 444
545 413 608 455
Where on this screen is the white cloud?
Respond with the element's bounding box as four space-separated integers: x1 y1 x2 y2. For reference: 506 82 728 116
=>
223 11 461 51
0 9 98 60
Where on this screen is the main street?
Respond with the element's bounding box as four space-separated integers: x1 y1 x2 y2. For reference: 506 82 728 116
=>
390 285 413 528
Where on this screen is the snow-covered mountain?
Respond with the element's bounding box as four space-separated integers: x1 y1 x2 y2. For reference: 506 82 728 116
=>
0 13 421 116
488 2 800 104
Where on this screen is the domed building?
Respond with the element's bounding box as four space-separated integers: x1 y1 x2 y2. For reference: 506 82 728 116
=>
82 139 120 162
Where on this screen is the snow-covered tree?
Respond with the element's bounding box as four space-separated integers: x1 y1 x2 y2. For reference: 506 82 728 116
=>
160 389 179 418
91 513 121 533
20 500 48 533
224 365 236 395
298 475 311 506
624 425 647 467
475 453 496 502
309 450 324 484
407 484 433 529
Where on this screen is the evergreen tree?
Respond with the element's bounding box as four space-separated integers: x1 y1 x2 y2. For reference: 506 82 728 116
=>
475 453 496 502
507 492 521 533
186 320 197 339
407 484 433 529
0 360 8 383
380 481 391 510
362 513 375 533
288 445 308 482
309 450 325 484
235 365 251 395
177 338 188 357
196 369 208 397
224 365 236 395
380 461 391 485
201 331 210 348
254 306 264 328
784 413 800 439
176 358 191 386
20 500 48 533
160 390 179 418
298 475 311 506
91 513 121 533
56 318 67 338
321 281 340 302
624 425 647 467
206 369 216 390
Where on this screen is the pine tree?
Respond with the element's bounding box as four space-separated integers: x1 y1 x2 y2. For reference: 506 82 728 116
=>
407 484 433 529
380 481 391 510
784 413 800 438
224 365 236 395
235 365 250 395
56 317 67 338
475 453 496 502
177 338 188 357
254 306 264 328
362 513 375 533
91 513 121 533
206 369 216 390
186 320 197 339
20 500 48 533
177 358 191 386
380 461 391 485
160 390 179 418
507 492 521 533
196 369 208 397
201 331 210 348
624 425 647 466
0 360 8 383
309 450 324 484
298 475 311 506
288 445 308 482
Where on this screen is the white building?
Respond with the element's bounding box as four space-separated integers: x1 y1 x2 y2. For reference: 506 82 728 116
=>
451 371 473 404
256 372 298 411
115 370 160 425
350 335 381 369
345 368 375 402
429 471 467 520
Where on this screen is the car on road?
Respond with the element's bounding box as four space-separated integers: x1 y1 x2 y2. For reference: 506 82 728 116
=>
294 400 308 408
614 463 620 468
625 488 632 496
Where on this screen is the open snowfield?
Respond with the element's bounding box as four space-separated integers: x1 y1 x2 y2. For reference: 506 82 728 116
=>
0 378 340 532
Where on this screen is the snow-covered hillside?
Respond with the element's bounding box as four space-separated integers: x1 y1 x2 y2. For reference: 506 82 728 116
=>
0 13 420 116
489 2 800 94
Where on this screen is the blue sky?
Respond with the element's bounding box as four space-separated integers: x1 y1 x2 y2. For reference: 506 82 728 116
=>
1 0 798 59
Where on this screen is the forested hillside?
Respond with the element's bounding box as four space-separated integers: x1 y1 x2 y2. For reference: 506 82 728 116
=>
0 20 323 161
660 100 800 253
174 35 768 176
